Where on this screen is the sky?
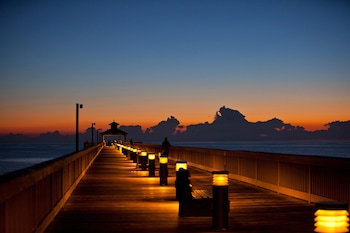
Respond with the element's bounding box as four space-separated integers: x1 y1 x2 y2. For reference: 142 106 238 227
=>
1 0 350 135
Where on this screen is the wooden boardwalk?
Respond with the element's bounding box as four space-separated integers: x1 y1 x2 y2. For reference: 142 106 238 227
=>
45 147 315 233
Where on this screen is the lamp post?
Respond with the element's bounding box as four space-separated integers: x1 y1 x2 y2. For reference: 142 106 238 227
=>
212 171 229 230
96 128 102 144
314 202 349 233
75 103 83 152
91 122 95 146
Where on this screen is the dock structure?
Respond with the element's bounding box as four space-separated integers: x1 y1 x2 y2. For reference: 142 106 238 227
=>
44 146 315 233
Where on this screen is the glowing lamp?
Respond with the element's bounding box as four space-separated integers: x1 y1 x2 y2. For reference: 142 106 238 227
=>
148 153 155 160
140 151 147 156
159 156 168 164
212 171 229 186
315 202 349 233
176 161 187 171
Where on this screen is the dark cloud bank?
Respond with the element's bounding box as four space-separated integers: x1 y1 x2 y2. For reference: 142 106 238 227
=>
1 106 350 143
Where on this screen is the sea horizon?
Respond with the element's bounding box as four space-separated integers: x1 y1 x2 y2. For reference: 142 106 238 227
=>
0 140 349 176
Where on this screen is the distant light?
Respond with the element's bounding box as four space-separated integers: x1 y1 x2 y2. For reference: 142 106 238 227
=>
140 151 147 156
148 153 155 160
176 161 187 171
314 202 349 233
212 171 229 186
159 156 168 164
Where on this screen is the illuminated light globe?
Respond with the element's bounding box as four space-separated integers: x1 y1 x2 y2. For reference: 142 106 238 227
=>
212 171 229 186
314 202 349 233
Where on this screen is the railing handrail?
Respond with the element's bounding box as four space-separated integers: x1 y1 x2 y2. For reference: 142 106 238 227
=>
0 144 103 233
134 143 350 204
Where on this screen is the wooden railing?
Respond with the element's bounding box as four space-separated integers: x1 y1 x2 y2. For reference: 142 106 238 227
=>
135 143 350 204
0 144 103 233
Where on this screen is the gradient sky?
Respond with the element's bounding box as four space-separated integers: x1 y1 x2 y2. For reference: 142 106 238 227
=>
1 0 350 135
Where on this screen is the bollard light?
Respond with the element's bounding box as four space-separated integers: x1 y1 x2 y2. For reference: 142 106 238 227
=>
213 171 229 186
117 144 123 153
148 153 156 160
148 153 156 177
176 161 187 172
314 202 349 233
159 155 168 185
139 151 148 171
212 171 229 230
175 161 189 201
159 156 168 164
140 151 147 157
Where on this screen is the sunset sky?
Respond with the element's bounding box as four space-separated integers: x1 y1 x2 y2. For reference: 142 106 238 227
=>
1 0 350 135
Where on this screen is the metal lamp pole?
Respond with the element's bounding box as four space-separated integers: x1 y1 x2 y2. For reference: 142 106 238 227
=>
91 122 95 146
97 128 102 144
75 103 83 152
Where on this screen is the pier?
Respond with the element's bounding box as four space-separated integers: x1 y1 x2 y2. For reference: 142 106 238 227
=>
44 146 314 233
1 144 349 233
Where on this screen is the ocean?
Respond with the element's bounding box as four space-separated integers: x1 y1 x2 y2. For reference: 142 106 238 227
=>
0 143 76 176
0 141 349 176
173 141 350 158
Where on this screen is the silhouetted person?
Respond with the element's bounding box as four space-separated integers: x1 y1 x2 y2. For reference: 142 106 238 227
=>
161 137 171 156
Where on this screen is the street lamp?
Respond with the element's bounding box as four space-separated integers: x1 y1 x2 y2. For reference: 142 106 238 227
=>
97 128 102 144
91 122 95 146
76 103 83 152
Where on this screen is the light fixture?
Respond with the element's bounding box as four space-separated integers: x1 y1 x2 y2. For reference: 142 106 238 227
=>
212 171 229 230
139 151 148 171
212 171 229 186
159 156 168 164
176 161 187 172
315 202 349 233
148 153 156 177
159 155 168 185
140 151 147 156
148 153 155 160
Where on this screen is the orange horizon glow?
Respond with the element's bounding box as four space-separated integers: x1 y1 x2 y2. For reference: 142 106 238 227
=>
0 117 333 137
0 102 347 137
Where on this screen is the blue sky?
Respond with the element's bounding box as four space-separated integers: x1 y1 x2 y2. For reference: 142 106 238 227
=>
1 0 350 134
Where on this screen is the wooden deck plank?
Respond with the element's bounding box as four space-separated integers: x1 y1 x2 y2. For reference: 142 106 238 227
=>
44 146 315 233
